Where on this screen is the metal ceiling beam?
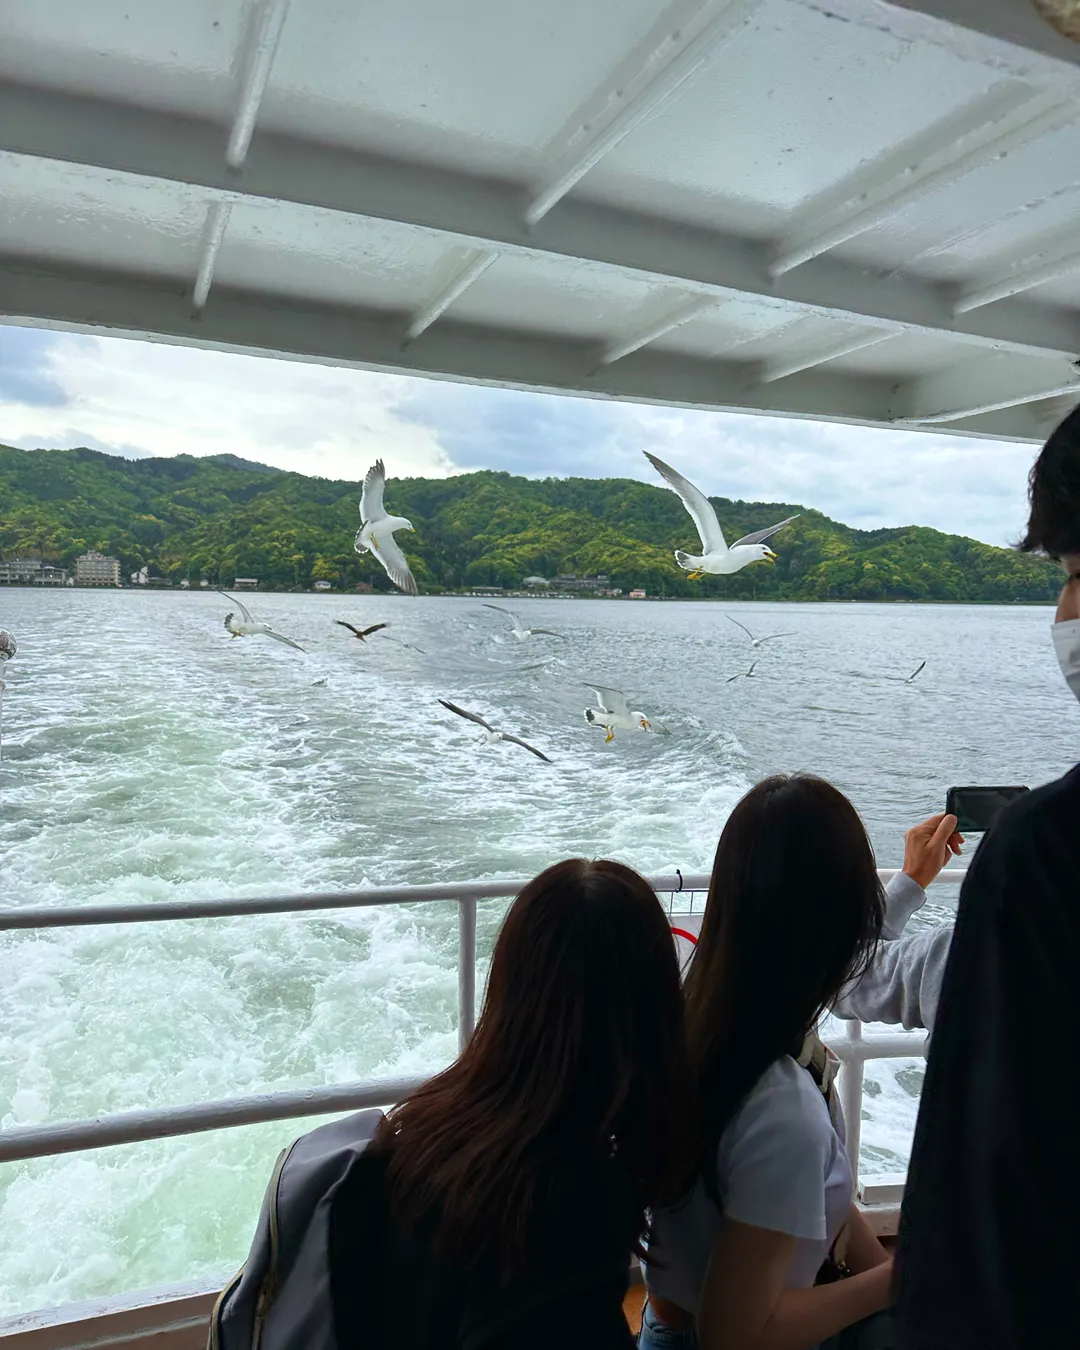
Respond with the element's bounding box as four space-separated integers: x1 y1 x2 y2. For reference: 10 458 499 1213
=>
817 0 1080 76
891 352 1080 423
771 88 1079 276
192 202 232 313
758 328 899 384
403 247 499 345
596 295 718 365
955 237 1080 312
3 85 1080 363
523 0 764 225
0 261 910 430
226 0 293 171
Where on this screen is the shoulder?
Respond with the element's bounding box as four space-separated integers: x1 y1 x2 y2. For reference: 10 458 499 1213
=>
723 1057 838 1175
718 1058 841 1241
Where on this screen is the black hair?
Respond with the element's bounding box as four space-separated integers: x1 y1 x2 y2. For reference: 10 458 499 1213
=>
1019 404 1080 559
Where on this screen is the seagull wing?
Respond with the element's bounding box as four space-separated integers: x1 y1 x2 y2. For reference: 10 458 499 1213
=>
265 629 306 652
644 452 727 553
726 615 755 642
758 632 796 644
360 623 389 638
376 534 419 596
583 683 630 717
335 621 362 636
439 698 494 733
502 734 553 763
731 514 801 548
359 459 387 523
482 603 510 616
749 660 758 675
725 671 743 683
527 628 564 638
908 660 927 682
217 590 253 625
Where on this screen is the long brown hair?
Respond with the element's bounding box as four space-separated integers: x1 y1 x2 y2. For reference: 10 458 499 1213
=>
372 858 690 1269
684 775 883 1190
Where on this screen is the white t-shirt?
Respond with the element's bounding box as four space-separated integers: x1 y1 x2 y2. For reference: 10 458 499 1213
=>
644 1056 853 1314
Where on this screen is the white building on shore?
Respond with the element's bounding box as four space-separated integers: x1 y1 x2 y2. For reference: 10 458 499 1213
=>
74 552 121 586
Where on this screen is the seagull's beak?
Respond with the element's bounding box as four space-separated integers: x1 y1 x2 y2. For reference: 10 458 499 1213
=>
764 548 778 565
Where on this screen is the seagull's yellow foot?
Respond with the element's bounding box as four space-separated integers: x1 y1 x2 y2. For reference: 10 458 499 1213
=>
688 570 705 580
370 536 380 552
605 728 615 744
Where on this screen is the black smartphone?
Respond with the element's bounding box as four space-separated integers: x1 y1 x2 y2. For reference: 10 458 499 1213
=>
945 785 1029 834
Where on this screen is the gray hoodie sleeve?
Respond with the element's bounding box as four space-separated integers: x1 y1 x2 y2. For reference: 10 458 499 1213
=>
831 872 953 1031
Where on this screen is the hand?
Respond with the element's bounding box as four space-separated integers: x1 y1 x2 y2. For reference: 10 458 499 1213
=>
902 813 964 889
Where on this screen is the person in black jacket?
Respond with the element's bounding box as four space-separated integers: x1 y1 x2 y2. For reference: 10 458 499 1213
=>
895 404 1080 1349
330 857 692 1350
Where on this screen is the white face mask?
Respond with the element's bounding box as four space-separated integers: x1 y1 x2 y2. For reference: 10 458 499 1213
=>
1053 618 1080 702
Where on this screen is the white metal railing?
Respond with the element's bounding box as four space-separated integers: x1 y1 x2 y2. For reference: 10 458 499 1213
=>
0 868 962 1175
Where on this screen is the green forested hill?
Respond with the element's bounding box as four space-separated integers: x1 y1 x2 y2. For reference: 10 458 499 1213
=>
0 444 1060 603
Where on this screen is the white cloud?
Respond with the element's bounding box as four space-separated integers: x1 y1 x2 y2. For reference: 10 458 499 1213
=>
0 332 456 481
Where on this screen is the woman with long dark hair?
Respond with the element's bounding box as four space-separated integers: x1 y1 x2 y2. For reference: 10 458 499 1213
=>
640 775 893 1350
330 857 692 1349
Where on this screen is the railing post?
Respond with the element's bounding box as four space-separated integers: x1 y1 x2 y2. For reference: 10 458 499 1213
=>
458 896 477 1053
837 1020 864 1192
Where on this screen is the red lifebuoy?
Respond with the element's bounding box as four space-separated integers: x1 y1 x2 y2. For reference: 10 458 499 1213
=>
670 927 698 945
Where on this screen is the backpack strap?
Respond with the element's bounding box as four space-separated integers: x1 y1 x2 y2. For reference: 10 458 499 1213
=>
797 1033 852 1272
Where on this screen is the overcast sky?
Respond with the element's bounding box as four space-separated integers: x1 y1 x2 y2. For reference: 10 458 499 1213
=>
0 323 1043 547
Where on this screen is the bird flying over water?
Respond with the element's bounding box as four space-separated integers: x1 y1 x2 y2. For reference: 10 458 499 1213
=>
583 684 653 744
354 460 418 596
482 604 563 642
883 660 926 684
217 592 305 651
726 615 795 648
336 620 389 642
644 452 799 578
438 698 552 762
726 660 759 683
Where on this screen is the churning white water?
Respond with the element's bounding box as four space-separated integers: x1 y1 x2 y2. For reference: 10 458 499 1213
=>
0 590 1073 1315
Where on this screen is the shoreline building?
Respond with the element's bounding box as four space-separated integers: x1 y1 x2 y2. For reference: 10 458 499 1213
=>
74 551 121 586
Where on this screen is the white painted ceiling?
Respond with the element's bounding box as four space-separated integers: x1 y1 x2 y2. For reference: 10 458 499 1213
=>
2 0 1080 442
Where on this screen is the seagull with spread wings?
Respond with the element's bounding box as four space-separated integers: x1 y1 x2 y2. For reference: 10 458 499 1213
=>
438 698 552 762
726 615 796 648
583 684 654 744
218 592 305 651
354 460 418 596
726 660 759 683
335 620 389 643
884 660 927 685
482 604 564 642
645 452 799 578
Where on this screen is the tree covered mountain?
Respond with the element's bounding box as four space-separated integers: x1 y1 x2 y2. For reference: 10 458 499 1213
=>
0 444 1059 603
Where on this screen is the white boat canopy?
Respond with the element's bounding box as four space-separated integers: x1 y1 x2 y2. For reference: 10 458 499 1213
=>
2 0 1080 443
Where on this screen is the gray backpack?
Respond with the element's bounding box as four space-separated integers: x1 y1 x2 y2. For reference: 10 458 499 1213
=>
209 1107 384 1350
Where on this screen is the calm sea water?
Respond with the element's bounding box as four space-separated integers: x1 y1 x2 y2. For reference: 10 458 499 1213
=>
0 590 1074 1314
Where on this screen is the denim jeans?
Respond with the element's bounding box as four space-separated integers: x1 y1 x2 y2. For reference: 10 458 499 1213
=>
637 1298 697 1349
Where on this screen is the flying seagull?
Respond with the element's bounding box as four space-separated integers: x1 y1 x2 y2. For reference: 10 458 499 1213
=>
482 604 564 642
583 684 653 744
354 459 418 596
438 698 552 762
336 620 389 643
726 615 795 648
884 660 926 684
726 660 759 683
217 592 305 651
381 634 426 654
644 452 799 578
